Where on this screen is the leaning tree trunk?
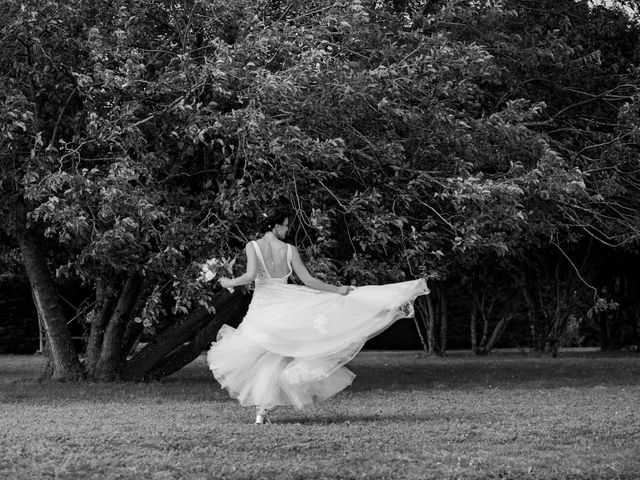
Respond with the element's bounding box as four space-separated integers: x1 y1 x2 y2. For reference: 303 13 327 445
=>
413 296 431 352
18 232 83 381
141 291 251 380
483 315 512 354
121 289 251 381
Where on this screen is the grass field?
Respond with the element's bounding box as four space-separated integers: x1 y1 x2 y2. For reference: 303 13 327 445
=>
1 351 639 480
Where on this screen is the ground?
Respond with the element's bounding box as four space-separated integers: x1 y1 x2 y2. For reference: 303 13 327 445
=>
1 351 639 479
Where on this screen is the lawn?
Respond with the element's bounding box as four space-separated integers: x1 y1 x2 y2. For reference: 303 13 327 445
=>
1 351 639 480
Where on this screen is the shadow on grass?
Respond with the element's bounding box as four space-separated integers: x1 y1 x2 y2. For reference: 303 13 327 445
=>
347 352 640 392
272 412 439 425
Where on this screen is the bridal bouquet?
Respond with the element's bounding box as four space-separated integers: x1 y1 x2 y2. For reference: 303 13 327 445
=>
199 258 220 282
198 257 236 283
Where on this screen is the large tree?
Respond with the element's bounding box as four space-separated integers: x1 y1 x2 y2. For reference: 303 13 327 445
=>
2 0 639 381
0 0 261 380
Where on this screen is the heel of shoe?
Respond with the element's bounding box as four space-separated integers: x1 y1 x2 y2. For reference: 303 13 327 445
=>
255 407 269 425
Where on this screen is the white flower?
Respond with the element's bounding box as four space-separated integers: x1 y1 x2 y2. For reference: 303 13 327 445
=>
199 258 219 282
204 258 219 268
201 269 215 282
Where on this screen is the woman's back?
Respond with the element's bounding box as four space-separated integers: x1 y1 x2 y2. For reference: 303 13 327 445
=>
252 240 292 280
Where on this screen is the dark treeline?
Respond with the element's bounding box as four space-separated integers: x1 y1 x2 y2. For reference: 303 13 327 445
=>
1 0 639 381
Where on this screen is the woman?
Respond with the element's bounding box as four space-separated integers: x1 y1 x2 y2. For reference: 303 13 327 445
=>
207 207 429 424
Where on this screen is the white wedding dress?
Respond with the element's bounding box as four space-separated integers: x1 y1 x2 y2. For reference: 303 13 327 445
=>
207 241 429 410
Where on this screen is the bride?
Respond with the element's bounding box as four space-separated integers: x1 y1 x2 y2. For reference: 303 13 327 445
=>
206 207 429 424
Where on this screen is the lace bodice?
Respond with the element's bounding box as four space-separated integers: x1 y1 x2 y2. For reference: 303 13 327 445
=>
252 240 292 285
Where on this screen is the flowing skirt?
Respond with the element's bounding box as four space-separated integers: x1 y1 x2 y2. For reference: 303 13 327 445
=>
207 278 429 410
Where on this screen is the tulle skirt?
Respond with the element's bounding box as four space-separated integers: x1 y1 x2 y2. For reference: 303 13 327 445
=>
207 278 429 410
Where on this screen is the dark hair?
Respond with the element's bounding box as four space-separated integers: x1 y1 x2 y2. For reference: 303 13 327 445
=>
258 206 293 233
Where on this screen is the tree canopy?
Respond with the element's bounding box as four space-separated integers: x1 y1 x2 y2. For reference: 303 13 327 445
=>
1 0 639 380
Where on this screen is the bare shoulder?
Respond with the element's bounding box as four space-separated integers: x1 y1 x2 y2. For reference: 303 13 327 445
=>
290 245 307 265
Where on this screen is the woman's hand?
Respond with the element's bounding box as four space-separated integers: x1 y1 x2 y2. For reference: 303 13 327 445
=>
337 285 354 295
219 277 233 289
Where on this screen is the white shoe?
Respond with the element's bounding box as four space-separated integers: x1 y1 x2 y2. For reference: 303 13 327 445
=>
255 408 270 425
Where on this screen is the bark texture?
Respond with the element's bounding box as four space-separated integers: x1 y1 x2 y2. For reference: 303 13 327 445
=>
18 232 83 381
94 272 143 381
121 289 251 381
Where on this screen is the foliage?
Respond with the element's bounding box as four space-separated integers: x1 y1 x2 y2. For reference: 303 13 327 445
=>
1 0 640 377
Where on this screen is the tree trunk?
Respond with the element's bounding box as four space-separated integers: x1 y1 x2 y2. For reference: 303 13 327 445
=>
476 290 495 353
421 282 447 356
438 283 448 355
470 303 478 354
40 338 55 380
93 272 143 381
121 318 144 357
86 278 116 378
122 309 212 379
121 289 250 380
413 297 429 352
484 315 512 354
18 232 83 381
141 290 251 380
520 275 544 352
425 293 437 354
471 287 508 355
479 308 490 352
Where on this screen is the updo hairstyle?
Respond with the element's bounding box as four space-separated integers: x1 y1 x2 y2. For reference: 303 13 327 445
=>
258 206 293 233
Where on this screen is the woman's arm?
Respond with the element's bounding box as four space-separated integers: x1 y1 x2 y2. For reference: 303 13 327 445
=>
290 246 352 295
218 243 258 289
